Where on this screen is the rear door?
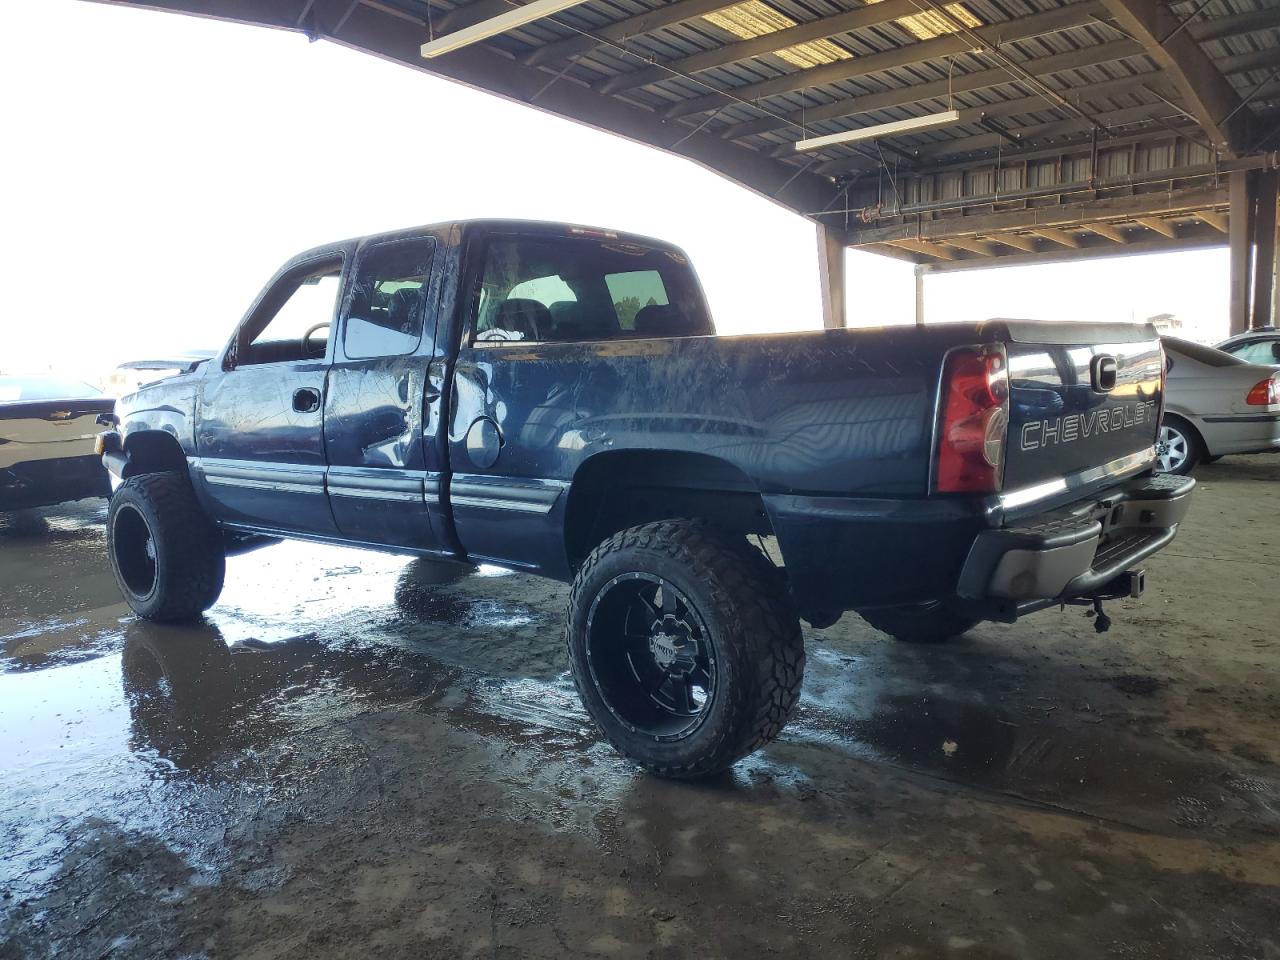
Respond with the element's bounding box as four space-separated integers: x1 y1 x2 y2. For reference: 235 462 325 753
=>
323 233 450 553
1001 321 1163 508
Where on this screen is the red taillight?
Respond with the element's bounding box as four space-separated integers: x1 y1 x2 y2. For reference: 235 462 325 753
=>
934 347 1010 494
1246 377 1279 406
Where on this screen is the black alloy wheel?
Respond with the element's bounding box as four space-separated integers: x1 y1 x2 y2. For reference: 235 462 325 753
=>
112 502 159 601
584 573 717 740
566 520 805 779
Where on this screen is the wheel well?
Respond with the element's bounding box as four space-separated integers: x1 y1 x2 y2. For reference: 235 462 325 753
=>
563 450 775 570
123 430 189 477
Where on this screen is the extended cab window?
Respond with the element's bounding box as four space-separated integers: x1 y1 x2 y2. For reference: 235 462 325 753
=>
235 258 343 367
343 239 435 359
472 236 712 344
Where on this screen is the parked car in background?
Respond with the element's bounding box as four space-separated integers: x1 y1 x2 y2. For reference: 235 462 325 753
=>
1158 338 1280 474
0 375 114 510
107 352 218 397
1216 326 1280 366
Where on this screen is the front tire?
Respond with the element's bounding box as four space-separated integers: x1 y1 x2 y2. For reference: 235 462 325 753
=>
107 472 226 622
861 604 978 643
567 521 804 779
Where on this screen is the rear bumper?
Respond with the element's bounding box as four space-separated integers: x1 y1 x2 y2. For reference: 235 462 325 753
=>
955 472 1195 605
0 454 111 511
765 472 1194 621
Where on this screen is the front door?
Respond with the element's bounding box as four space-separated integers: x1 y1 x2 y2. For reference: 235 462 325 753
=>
323 234 450 553
194 254 345 536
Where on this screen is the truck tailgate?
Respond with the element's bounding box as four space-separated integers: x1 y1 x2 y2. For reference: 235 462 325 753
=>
999 321 1162 504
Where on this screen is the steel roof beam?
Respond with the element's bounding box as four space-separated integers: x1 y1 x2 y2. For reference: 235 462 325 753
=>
841 185 1229 245
1136 216 1178 238
519 0 739 67
816 102 1185 174
1197 209 1228 233
767 72 1178 160
719 38 1145 142
1032 227 1083 248
995 234 1040 253
1189 7 1280 44
1098 0 1248 153
876 119 1203 175
663 1 1108 120
1085 222 1130 243
885 239 958 260
596 0 921 96
944 237 1002 256
1216 48 1280 77
915 227 1226 272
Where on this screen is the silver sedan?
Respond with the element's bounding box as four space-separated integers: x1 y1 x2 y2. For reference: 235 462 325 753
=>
1158 337 1280 474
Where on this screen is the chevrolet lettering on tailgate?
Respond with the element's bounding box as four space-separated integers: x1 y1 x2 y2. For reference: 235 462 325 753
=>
1020 400 1158 452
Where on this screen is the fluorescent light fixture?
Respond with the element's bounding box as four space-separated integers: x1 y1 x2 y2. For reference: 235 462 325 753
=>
420 0 592 59
793 110 962 152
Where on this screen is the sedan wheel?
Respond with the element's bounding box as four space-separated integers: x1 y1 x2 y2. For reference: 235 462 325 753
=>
1155 420 1200 475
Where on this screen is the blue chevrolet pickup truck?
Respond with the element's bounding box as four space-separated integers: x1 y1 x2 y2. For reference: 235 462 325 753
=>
99 219 1195 777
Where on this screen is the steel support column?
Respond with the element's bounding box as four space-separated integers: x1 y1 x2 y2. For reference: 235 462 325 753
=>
817 225 847 329
914 265 925 326
1229 171 1256 336
1252 170 1279 329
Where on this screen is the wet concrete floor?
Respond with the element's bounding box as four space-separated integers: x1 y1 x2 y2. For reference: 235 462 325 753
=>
2 458 1279 958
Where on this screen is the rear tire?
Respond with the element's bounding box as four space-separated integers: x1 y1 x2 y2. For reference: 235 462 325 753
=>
567 521 804 779
108 472 225 622
861 604 978 644
1156 415 1203 475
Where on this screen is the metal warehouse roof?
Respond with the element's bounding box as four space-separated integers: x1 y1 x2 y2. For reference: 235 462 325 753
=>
89 0 1280 286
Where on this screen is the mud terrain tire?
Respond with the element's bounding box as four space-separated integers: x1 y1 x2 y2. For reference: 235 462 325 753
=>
108 472 225 622
567 520 804 779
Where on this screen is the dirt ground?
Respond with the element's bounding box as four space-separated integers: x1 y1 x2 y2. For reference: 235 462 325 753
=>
2 456 1279 959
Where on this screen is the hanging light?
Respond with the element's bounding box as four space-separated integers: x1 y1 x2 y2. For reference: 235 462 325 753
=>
794 110 962 152
421 0 593 58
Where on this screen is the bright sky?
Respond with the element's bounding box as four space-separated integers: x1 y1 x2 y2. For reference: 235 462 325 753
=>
1 0 1232 381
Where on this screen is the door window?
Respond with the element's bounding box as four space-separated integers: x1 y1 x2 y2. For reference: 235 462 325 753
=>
235 258 343 367
343 239 436 359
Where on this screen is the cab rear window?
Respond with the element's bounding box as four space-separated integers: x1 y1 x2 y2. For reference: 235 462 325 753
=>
472 236 712 344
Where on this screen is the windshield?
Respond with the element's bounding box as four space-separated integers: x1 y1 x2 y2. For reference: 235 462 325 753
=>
1162 338 1244 368
0 376 103 402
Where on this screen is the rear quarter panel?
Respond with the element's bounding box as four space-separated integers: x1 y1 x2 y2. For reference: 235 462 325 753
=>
1166 358 1280 455
446 324 995 575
